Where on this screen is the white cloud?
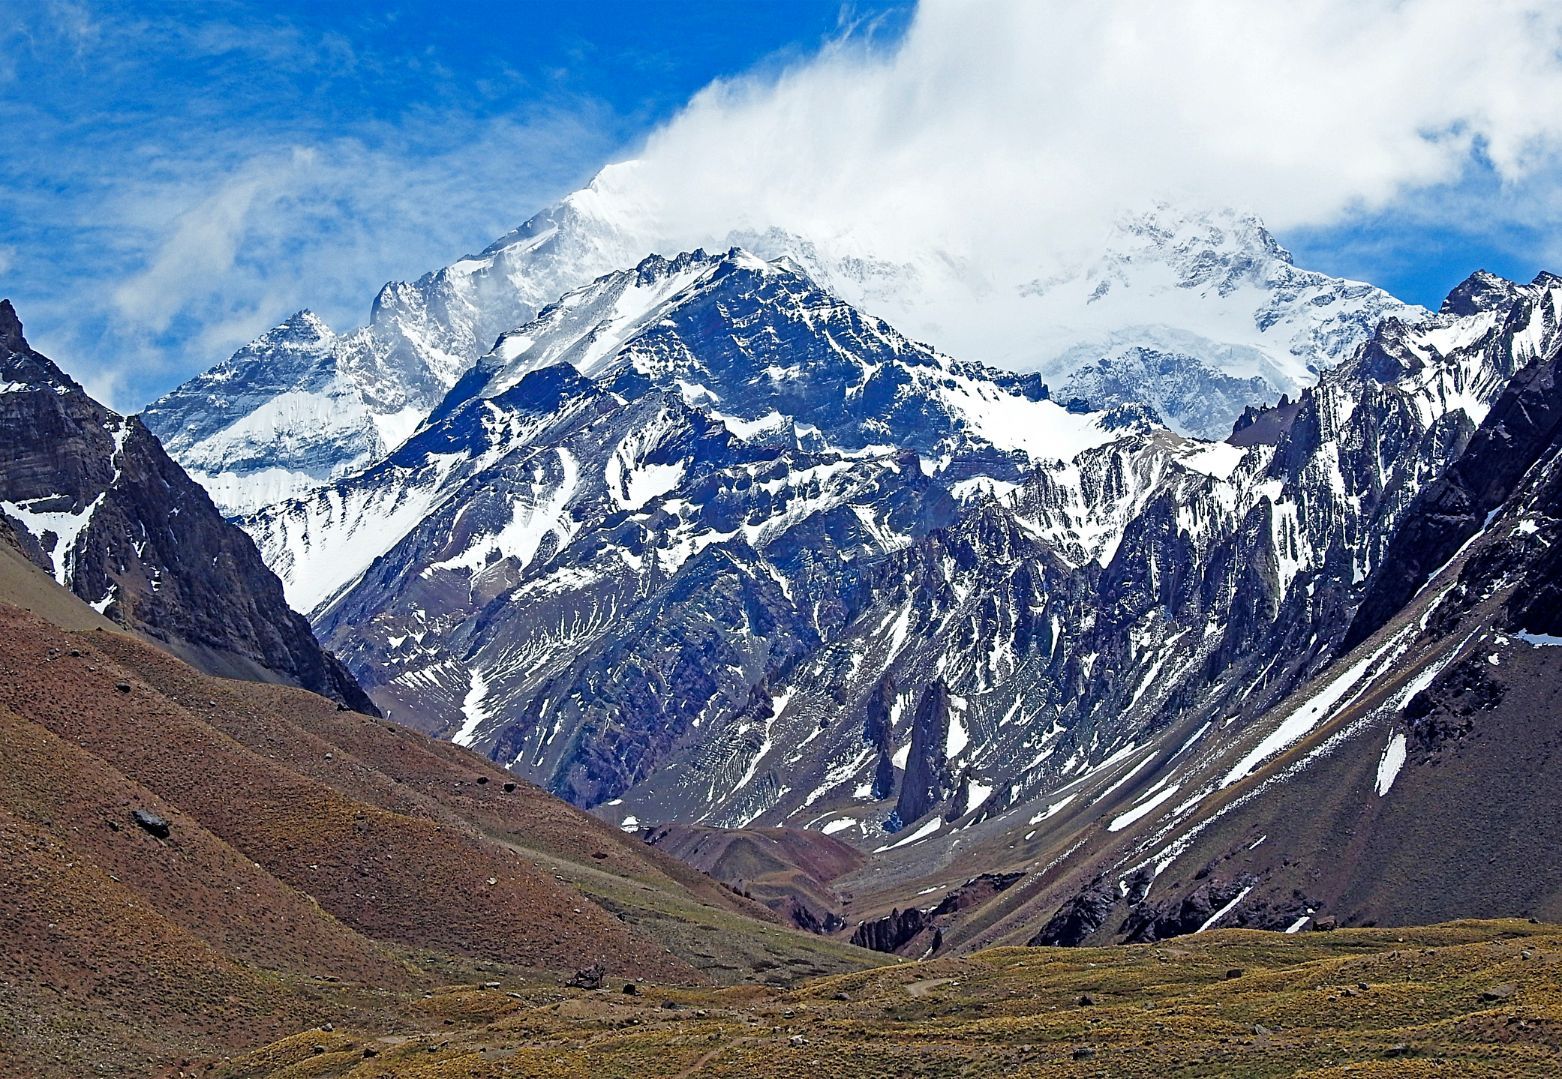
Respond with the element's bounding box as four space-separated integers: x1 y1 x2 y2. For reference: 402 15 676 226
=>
98 109 614 378
20 0 1562 408
0 4 619 410
112 163 277 333
604 0 1562 278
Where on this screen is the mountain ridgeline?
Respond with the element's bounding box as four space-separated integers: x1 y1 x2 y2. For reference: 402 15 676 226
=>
0 300 374 711
132 174 1562 958
141 186 1413 518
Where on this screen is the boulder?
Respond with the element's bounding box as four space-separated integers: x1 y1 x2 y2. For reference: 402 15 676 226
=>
131 809 170 838
568 963 605 990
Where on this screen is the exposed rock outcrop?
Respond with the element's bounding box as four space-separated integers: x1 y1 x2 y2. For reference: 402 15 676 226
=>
890 680 954 831
0 300 375 712
849 906 931 953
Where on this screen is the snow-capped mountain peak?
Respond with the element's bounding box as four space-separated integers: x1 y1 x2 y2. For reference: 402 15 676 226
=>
146 167 1420 516
1021 203 1420 435
465 246 1144 472
482 248 736 390
140 305 431 516
247 251 1150 621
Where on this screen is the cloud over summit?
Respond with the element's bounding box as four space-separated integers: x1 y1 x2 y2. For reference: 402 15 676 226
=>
7 0 1562 408
613 0 1562 279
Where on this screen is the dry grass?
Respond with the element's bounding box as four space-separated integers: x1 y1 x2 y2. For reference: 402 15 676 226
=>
224 919 1562 1078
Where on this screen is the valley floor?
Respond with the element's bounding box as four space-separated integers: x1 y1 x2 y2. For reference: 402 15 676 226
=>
227 919 1562 1077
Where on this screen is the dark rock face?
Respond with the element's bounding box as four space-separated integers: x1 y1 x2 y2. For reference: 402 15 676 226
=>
1440 270 1521 318
1118 877 1256 944
849 906 931 953
0 300 375 713
848 872 1022 955
783 900 846 935
863 676 898 800
1029 875 1120 947
1508 534 1562 637
1038 868 1316 947
1228 395 1301 447
1345 328 1562 652
890 680 954 831
0 301 23 352
929 872 1024 917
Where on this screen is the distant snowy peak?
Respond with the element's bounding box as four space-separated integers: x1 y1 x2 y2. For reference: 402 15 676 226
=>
142 309 434 516
366 170 654 382
143 173 655 517
1022 204 1420 436
145 309 338 455
149 163 1417 513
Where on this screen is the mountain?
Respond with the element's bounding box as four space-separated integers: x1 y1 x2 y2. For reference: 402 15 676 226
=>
143 172 1415 515
693 269 1556 958
1021 204 1418 434
0 519 880 1075
139 177 671 516
0 300 373 710
127 153 1558 961
538 270 1547 843
224 238 1546 892
240 250 1146 810
1015 289 1562 947
196 253 1547 851
138 311 432 515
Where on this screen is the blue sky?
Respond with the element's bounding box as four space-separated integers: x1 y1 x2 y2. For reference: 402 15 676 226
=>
0 0 911 406
3 1 1559 409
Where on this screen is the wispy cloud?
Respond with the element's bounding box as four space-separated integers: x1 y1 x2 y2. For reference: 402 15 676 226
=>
0 2 622 409
605 0 1562 294
103 111 613 348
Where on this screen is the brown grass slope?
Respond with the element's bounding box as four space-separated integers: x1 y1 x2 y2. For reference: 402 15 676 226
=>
0 538 879 1077
77 628 879 984
0 804 317 1079
641 822 866 929
0 609 693 981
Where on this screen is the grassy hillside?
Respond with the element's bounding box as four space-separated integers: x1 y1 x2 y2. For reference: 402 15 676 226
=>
0 537 883 1077
226 920 1562 1077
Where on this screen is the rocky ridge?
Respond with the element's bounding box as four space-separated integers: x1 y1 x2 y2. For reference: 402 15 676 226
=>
143 177 1415 513
0 300 374 709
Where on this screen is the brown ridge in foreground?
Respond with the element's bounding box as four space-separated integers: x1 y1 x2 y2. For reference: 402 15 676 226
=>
0 527 881 1077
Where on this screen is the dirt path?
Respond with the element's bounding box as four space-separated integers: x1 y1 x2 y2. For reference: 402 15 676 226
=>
903 976 956 997
672 1034 763 1077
